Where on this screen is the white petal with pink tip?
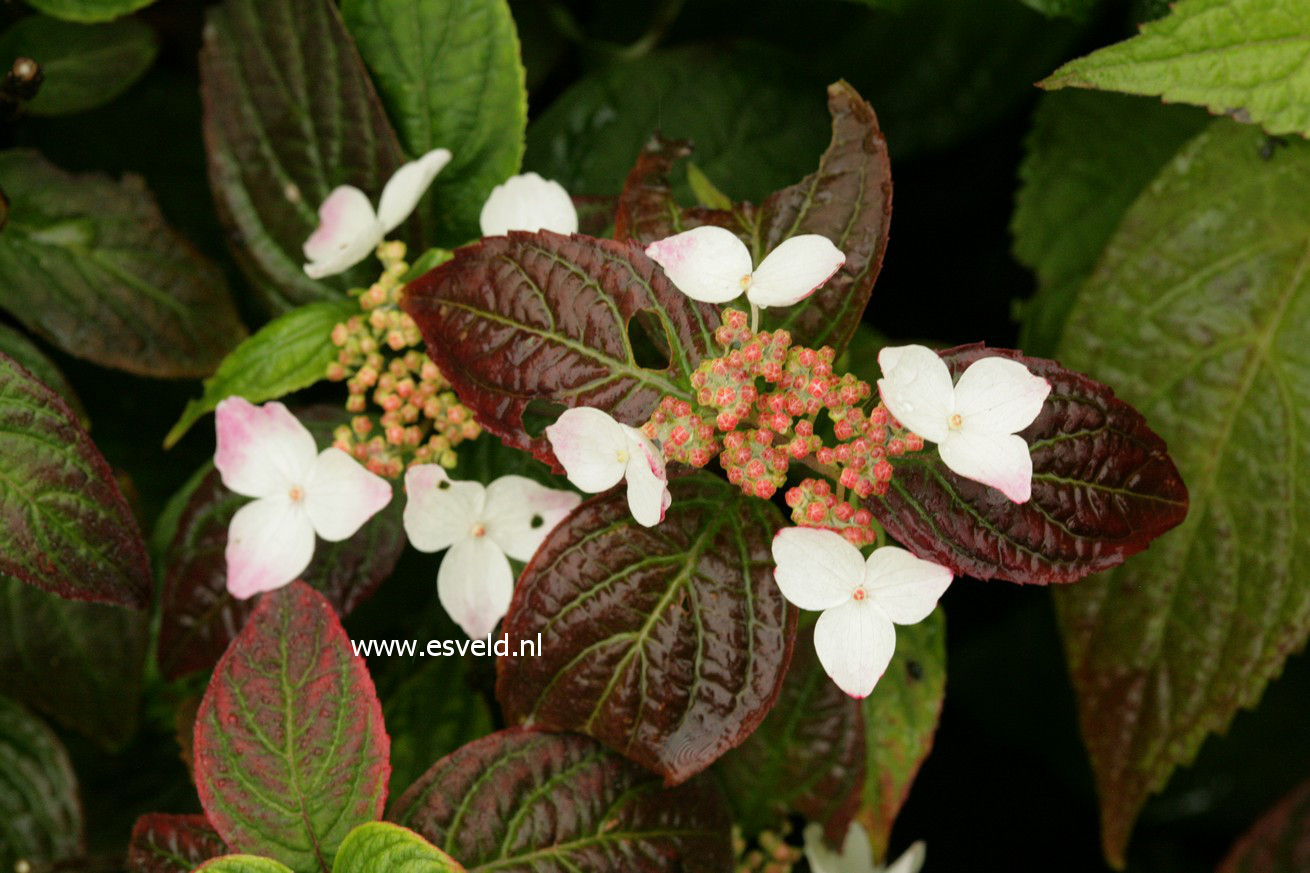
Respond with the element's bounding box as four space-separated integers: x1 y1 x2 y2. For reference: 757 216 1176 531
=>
645 226 755 304
215 398 317 499
225 496 316 600
304 448 393 541
438 535 514 640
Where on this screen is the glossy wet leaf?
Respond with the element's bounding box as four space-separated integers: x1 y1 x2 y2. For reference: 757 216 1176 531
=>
0 15 157 115
401 231 717 468
0 696 82 869
200 0 407 312
334 822 465 873
0 150 246 378
868 344 1189 585
390 728 733 871
23 0 156 23
194 582 390 871
497 473 794 784
1054 120 1310 865
127 814 227 873
614 81 892 353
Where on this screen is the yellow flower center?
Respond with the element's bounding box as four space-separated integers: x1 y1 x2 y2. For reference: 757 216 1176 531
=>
470 522 487 538
288 486 305 503
948 413 964 430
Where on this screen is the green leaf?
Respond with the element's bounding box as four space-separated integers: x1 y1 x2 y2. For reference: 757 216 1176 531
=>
1218 778 1310 873
0 149 247 378
686 162 733 211
0 351 151 607
857 610 946 860
0 323 84 422
342 0 527 243
0 696 82 869
334 822 465 873
398 247 453 284
0 15 157 115
1018 0 1100 19
22 0 156 23
165 299 356 448
195 857 295 873
1013 91 1209 355
200 0 409 312
1053 120 1310 865
0 575 145 749
1040 0 1310 138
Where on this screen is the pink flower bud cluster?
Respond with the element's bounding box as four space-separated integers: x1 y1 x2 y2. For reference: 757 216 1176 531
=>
325 242 480 478
785 478 877 546
641 396 719 467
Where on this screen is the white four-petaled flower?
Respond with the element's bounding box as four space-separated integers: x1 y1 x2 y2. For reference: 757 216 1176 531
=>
645 225 845 308
772 527 951 699
479 172 578 237
215 398 393 600
403 465 581 639
804 822 926 873
302 148 452 279
544 407 670 527
877 344 1051 504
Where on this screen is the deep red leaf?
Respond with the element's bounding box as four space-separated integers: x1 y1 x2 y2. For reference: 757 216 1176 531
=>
867 344 1188 584
613 80 892 353
401 231 719 468
1218 779 1310 873
193 581 390 872
127 814 227 873
496 472 795 784
389 727 733 872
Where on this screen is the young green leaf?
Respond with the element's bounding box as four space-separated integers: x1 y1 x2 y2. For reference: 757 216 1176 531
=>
127 814 227 873
1013 91 1208 356
165 299 356 448
867 344 1188 585
1041 0 1310 138
22 0 156 23
715 624 866 842
157 465 403 680
342 0 527 243
390 728 733 871
614 81 892 353
0 696 82 869
334 822 465 873
497 473 795 785
0 351 151 607
1218 778 1310 873
200 0 408 312
195 857 294 873
0 575 146 749
194 581 390 871
1018 0 1099 19
1054 120 1310 866
0 16 157 115
0 323 85 423
0 150 247 378
857 610 945 860
401 231 718 468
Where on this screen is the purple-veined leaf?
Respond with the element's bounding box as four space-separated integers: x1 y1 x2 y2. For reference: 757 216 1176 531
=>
1218 778 1310 873
127 813 227 873
0 696 83 869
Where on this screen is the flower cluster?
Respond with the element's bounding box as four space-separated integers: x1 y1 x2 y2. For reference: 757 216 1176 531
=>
734 825 803 873
325 241 480 478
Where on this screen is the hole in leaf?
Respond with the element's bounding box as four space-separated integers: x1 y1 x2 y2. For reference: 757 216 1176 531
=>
627 310 672 371
906 659 923 681
530 514 544 529
438 479 450 490
522 398 568 438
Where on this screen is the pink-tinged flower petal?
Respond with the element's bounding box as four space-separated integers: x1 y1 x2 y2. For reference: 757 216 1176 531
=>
621 425 669 527
302 186 381 278
886 842 927 873
814 599 896 699
482 475 582 562
377 148 452 234
953 356 1051 435
544 407 630 493
225 495 315 600
771 527 863 611
479 172 579 237
747 234 846 308
302 448 393 541
214 398 317 499
402 465 486 553
939 429 1034 503
877 345 955 444
862 546 952 625
644 226 754 304
437 535 514 640
803 821 872 873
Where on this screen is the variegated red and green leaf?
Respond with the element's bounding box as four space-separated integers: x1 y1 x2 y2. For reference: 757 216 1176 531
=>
127 813 227 873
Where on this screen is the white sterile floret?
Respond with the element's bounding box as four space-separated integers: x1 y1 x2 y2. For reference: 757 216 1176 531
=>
403 465 581 639
771 527 952 699
302 148 452 279
877 344 1051 504
804 821 926 873
479 172 579 237
544 406 671 527
214 398 393 599
645 225 845 308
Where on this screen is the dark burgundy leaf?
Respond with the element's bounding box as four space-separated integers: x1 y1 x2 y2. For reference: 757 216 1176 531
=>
614 80 892 353
389 727 732 872
401 231 718 468
1218 778 1310 873
127 814 227 873
194 581 390 872
497 472 795 784
868 344 1188 585
716 624 865 842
